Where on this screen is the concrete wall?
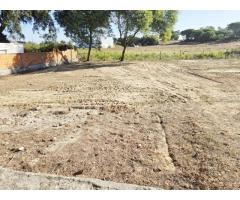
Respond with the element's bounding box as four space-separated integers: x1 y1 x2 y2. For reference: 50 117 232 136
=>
0 49 78 76
0 43 24 54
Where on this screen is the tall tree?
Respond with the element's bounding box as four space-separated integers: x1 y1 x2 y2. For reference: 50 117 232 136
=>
227 22 240 38
0 10 55 42
54 10 110 61
151 10 178 42
113 11 153 61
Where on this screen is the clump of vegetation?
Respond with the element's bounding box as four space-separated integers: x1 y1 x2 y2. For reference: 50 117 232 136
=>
180 22 240 43
0 10 55 43
77 48 235 61
114 35 160 47
24 41 74 53
54 11 111 61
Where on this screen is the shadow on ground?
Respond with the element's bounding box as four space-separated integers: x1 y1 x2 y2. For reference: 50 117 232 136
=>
14 62 134 76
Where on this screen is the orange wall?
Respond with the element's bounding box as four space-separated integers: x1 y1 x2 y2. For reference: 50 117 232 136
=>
0 49 77 69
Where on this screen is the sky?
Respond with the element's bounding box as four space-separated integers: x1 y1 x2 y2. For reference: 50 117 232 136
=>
19 10 240 43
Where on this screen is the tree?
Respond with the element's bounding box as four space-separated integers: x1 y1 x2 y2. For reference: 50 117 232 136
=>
227 22 240 38
54 11 110 61
0 10 55 42
181 29 195 41
171 30 180 40
151 10 178 42
215 28 234 41
113 11 153 61
199 28 217 42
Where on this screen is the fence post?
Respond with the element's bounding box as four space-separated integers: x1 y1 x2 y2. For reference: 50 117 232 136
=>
159 51 162 60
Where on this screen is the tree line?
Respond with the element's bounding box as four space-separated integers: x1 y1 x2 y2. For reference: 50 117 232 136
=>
179 22 240 43
0 10 177 61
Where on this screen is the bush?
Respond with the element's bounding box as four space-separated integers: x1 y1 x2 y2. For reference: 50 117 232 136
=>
138 35 159 46
24 41 74 53
114 35 159 47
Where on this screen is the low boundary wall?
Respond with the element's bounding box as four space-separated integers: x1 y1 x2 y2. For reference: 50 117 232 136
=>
0 49 78 76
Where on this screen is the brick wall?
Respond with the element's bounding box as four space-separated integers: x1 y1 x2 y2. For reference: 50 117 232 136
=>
0 49 78 75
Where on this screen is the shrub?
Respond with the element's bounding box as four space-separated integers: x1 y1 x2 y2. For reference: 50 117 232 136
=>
24 41 74 53
138 35 159 46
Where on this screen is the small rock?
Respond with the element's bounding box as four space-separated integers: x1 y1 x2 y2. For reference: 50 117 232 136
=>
37 149 45 155
18 147 25 151
137 144 142 148
153 168 161 172
73 170 83 176
49 137 56 142
10 147 25 152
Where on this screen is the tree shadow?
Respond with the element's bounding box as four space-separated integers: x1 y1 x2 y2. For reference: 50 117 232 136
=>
13 61 133 76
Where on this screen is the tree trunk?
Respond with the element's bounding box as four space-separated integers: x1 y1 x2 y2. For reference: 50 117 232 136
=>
120 37 127 61
120 45 127 61
87 31 92 62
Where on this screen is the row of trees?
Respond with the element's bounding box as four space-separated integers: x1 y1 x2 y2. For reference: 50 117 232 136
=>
114 35 160 47
0 10 177 61
180 22 240 43
55 10 178 61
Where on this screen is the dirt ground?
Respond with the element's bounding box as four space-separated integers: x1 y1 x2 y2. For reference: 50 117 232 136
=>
0 60 239 189
105 41 240 54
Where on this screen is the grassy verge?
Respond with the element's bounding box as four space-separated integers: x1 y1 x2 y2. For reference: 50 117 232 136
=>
77 48 240 61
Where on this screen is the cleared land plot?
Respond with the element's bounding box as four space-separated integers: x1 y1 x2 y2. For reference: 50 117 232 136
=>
103 41 240 53
0 60 239 189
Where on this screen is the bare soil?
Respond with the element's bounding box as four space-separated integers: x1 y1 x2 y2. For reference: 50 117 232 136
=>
0 60 239 189
105 41 240 54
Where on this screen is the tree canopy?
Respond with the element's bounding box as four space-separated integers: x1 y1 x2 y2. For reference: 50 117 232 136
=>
151 10 178 42
180 24 237 43
227 22 240 38
112 10 153 61
0 10 55 42
54 10 111 61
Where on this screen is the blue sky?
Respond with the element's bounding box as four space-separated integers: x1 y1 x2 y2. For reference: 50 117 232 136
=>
20 10 240 43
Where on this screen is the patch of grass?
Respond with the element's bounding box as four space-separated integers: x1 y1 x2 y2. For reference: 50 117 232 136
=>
77 48 239 61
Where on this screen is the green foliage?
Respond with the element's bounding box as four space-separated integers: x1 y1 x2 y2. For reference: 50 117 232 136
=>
227 22 240 38
171 30 180 40
54 10 111 61
115 35 159 47
0 10 55 42
139 35 159 46
24 41 74 53
77 48 233 61
113 10 153 61
181 22 240 43
151 10 178 42
181 29 195 41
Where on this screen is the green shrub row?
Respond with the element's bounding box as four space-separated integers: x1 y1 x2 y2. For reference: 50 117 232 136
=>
24 41 74 53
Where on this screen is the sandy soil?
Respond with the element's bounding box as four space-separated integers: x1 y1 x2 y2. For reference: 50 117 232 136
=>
0 60 239 189
104 41 240 54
